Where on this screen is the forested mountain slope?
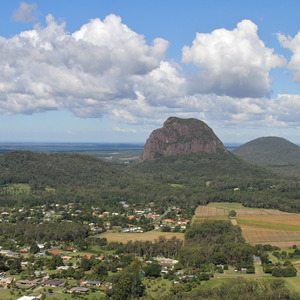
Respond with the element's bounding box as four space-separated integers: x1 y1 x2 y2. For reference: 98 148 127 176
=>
0 150 126 188
232 137 300 178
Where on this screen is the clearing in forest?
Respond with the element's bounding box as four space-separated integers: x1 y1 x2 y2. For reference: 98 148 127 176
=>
194 203 300 247
103 231 184 243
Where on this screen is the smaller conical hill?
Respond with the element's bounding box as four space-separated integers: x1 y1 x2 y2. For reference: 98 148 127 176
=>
232 136 300 177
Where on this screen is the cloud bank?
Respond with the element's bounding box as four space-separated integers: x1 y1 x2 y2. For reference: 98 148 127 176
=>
0 13 299 130
182 20 286 98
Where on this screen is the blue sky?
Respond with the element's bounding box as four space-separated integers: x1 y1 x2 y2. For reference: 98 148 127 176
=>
0 1 300 144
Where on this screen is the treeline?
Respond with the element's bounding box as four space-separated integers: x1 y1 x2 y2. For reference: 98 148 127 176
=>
167 278 300 300
105 236 184 257
0 221 89 243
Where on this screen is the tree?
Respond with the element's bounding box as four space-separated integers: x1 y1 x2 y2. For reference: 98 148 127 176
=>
109 266 145 300
80 257 92 271
92 264 108 280
228 210 237 218
144 263 162 278
8 258 21 274
29 243 40 254
211 252 228 265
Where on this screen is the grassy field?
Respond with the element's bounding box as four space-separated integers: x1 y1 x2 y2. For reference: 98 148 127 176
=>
103 231 184 243
195 203 300 247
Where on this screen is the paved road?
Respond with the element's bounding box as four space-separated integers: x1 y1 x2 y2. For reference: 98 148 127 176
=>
155 207 171 223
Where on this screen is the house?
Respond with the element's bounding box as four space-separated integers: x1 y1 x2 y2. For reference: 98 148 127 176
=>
66 247 75 251
62 256 72 260
69 287 89 293
5 251 20 257
35 253 46 258
57 266 70 271
34 271 49 277
154 257 178 264
48 251 62 255
42 279 65 287
164 219 174 224
17 297 40 300
0 277 14 285
16 279 39 286
81 280 102 286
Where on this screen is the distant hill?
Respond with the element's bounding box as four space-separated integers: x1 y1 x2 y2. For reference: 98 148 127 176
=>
139 117 227 162
232 137 300 178
0 150 127 188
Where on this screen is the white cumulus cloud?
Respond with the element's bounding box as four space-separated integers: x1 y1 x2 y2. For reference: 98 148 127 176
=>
268 94 300 124
12 2 39 22
182 20 286 98
1 15 299 132
277 31 300 83
0 14 169 117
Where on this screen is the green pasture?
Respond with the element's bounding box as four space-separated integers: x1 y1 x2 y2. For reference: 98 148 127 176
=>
237 219 300 231
207 202 244 210
284 277 300 293
207 202 272 213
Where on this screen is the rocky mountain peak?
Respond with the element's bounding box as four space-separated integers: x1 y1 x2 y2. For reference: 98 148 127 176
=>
139 117 227 163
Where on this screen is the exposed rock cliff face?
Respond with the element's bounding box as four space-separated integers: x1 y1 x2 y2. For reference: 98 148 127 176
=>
139 117 227 162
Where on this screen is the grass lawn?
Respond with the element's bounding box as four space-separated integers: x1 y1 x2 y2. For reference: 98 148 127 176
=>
104 231 184 243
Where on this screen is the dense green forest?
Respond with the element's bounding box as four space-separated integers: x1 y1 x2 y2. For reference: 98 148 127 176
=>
0 150 299 215
232 136 300 178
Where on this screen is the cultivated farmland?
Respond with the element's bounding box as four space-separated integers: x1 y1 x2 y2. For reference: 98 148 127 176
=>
195 203 300 247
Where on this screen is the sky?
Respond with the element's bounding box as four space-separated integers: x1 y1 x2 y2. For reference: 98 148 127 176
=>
0 1 300 144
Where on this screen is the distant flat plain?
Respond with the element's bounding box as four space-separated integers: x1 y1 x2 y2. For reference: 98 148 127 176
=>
0 142 144 163
0 142 243 164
